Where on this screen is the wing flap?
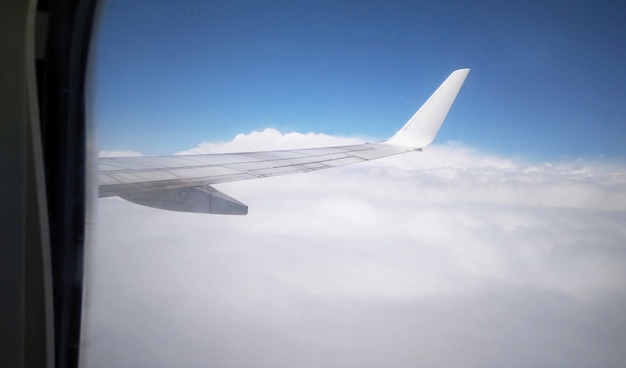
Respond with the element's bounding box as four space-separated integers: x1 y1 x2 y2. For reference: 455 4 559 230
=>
121 185 248 215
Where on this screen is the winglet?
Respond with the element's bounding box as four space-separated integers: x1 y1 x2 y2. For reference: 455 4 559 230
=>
385 68 470 149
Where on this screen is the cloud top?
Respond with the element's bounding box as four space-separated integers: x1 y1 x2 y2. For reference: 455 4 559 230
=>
175 128 366 154
86 129 626 368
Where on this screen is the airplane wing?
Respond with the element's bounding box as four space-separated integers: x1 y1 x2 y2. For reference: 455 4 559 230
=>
99 68 470 214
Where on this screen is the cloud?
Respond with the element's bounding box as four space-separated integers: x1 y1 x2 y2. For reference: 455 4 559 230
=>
175 128 366 154
98 150 143 157
84 129 626 368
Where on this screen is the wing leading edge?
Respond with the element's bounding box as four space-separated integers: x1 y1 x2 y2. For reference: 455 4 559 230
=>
99 69 470 214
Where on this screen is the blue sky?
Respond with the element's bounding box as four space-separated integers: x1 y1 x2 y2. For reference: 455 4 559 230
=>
92 0 626 160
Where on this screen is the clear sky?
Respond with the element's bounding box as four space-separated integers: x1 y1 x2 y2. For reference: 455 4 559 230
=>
92 0 626 161
86 2 626 368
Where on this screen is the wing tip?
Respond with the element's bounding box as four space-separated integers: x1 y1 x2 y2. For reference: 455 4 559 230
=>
385 68 470 149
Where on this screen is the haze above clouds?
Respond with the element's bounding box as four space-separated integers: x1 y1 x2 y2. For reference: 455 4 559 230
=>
86 130 626 368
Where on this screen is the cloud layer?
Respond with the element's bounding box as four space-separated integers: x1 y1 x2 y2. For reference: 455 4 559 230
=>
85 130 626 368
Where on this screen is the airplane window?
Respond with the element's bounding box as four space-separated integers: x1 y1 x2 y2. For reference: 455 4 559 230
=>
84 1 626 367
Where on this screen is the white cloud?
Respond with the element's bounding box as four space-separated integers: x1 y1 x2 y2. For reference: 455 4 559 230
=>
84 129 626 368
175 128 366 154
98 150 143 157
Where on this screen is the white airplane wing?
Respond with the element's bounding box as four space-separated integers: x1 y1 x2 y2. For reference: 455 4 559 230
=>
99 69 470 214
